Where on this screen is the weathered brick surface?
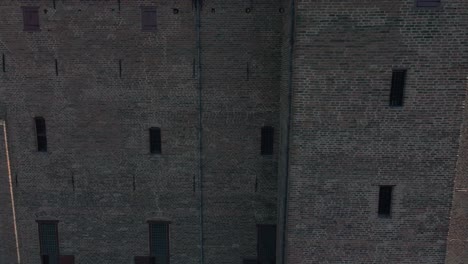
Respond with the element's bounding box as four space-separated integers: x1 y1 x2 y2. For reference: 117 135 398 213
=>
446 81 468 263
0 0 281 263
2 0 468 263
279 0 468 263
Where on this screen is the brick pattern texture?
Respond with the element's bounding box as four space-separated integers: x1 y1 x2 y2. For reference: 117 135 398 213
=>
279 0 468 263
0 0 281 263
1 0 467 264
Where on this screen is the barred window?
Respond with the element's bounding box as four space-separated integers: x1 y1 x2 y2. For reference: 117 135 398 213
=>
149 222 169 264
257 225 276 264
38 221 59 264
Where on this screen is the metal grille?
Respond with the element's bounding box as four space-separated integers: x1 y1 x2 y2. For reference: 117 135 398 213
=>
149 127 161 154
149 223 169 264
389 69 406 107
258 225 276 264
261 126 274 155
378 186 393 217
38 223 59 264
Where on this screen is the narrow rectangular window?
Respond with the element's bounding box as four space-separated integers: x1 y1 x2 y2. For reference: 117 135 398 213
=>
141 7 157 31
378 186 393 217
389 69 406 107
149 127 161 154
22 6 40 31
37 221 59 264
149 222 169 264
261 126 274 155
416 0 441 7
243 259 257 264
35 117 47 152
257 225 276 264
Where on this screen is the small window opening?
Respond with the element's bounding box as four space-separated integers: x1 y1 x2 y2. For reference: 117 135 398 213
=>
37 221 59 264
22 6 40 31
149 127 161 154
389 69 406 107
416 0 441 7
141 7 157 31
378 186 393 217
261 126 274 155
35 117 47 152
149 222 169 264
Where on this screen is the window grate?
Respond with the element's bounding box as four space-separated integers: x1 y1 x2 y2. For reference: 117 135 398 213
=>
389 69 406 107
38 222 59 264
149 222 169 264
257 225 276 264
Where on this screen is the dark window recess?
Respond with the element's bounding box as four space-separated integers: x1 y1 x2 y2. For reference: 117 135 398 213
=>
119 59 122 78
59 256 75 264
378 186 393 217
2 53 5 72
149 222 169 264
134 256 156 264
38 221 59 264
261 126 274 155
149 127 161 154
35 117 47 152
22 6 40 31
389 69 406 107
141 7 157 31
416 0 441 7
258 225 276 264
42 255 49 264
243 259 257 264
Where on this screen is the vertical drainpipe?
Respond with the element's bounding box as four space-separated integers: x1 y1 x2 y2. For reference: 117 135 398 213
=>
281 0 296 263
195 1 205 264
0 119 21 264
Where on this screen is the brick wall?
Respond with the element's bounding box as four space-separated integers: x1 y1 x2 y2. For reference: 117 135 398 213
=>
0 0 282 263
446 81 468 262
281 0 467 263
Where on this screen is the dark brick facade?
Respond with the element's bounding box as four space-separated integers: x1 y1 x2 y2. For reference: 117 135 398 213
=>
0 0 466 264
278 0 468 263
